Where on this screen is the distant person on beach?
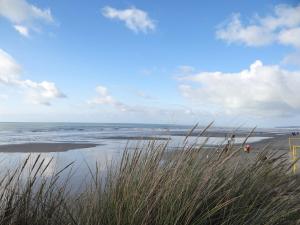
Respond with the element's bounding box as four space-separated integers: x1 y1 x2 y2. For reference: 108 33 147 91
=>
228 134 236 146
224 134 235 153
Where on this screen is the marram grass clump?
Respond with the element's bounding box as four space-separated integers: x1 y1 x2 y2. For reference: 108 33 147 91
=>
0 137 299 225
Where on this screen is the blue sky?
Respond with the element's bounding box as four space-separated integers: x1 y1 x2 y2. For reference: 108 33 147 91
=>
1 0 300 127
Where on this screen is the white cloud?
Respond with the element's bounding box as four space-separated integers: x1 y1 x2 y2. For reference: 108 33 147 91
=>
282 51 300 66
22 80 66 105
102 6 155 33
0 49 65 105
216 14 274 46
0 49 22 83
178 60 300 117
88 86 129 111
278 27 300 48
216 4 300 48
0 0 54 36
260 4 300 29
14 24 29 37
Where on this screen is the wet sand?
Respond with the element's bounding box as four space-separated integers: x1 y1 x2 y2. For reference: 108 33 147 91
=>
0 143 99 153
99 136 171 140
251 134 291 151
101 132 292 151
165 130 276 138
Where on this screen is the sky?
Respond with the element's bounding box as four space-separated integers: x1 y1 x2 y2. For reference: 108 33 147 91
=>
1 0 300 127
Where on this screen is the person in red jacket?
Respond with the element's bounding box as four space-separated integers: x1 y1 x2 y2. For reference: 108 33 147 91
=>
244 144 251 153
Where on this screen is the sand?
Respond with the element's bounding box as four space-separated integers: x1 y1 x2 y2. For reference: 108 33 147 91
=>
251 134 291 151
99 136 171 140
0 143 98 153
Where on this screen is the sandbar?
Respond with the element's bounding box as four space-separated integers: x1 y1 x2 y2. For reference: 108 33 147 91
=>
0 143 99 153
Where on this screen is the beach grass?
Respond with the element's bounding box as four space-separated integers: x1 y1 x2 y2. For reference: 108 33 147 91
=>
0 134 299 224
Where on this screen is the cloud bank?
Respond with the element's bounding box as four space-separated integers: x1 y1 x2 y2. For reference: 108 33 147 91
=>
0 49 65 105
102 6 155 33
0 0 54 37
178 60 300 117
